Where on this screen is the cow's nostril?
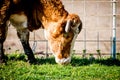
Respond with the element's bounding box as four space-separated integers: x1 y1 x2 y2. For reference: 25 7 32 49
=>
55 57 71 65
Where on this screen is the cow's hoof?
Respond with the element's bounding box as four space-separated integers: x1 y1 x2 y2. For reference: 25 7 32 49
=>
0 56 8 64
0 59 4 63
28 58 37 64
0 59 7 64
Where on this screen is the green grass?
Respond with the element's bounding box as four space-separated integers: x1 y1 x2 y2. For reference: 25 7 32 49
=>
0 53 120 80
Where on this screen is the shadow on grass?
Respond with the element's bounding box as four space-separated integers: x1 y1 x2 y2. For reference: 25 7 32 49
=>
35 58 56 65
7 54 120 66
71 57 120 66
7 54 56 65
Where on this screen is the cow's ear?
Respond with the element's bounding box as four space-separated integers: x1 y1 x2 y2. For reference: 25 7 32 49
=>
70 18 82 34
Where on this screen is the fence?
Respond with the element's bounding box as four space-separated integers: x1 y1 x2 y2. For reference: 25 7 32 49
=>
4 0 120 58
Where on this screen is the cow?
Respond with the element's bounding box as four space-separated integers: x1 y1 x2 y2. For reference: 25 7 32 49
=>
0 0 82 64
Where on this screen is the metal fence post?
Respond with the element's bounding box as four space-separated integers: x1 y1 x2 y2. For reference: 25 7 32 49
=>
111 0 117 59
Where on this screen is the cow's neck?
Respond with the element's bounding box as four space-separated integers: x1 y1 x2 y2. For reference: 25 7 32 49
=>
39 0 68 29
41 15 67 29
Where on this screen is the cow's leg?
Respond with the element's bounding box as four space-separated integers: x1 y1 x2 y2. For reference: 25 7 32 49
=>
0 23 8 63
17 29 36 63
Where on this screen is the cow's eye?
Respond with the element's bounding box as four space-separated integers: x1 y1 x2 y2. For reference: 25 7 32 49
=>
52 33 59 38
63 33 69 38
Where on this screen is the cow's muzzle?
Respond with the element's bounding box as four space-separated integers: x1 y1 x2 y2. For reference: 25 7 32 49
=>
55 57 71 65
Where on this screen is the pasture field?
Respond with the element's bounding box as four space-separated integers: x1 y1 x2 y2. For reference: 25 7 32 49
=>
0 53 120 80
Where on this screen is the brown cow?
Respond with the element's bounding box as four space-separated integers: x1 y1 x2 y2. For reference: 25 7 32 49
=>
0 0 82 64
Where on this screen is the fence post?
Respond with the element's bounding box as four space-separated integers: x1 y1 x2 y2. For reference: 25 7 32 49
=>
111 0 117 59
32 31 37 53
97 32 99 50
82 28 86 58
97 32 101 59
45 40 49 58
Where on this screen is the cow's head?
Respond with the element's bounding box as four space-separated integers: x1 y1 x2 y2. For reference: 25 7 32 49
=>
44 14 82 65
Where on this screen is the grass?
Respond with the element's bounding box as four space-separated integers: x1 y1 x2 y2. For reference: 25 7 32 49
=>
0 53 120 80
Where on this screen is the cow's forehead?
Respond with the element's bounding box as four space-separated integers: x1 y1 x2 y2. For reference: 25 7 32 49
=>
48 28 74 42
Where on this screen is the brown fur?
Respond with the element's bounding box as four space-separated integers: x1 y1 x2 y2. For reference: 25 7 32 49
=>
0 0 68 31
0 0 82 64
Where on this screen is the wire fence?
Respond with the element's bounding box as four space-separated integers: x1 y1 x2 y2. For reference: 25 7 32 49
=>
4 0 120 58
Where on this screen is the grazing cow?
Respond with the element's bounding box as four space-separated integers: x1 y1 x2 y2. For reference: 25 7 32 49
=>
0 0 82 64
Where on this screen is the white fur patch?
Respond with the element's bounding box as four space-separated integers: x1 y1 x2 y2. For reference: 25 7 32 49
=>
9 13 28 29
70 27 79 56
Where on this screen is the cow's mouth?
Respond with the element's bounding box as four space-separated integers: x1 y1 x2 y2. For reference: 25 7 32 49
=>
55 56 71 65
